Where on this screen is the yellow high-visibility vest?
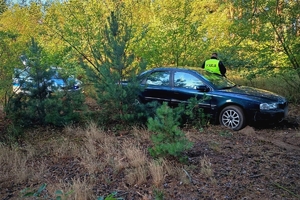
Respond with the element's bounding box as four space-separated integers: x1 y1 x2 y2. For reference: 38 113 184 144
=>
204 59 221 75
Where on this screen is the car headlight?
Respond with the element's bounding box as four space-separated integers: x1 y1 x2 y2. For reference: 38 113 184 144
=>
260 103 278 110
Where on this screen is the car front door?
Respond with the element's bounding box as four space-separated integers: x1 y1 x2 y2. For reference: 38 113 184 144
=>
170 71 211 111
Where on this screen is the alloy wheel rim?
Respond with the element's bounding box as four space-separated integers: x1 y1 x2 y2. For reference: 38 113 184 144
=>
222 110 240 129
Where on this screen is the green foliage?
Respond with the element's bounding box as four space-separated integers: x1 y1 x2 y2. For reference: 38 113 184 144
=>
2 123 23 144
148 102 193 162
272 68 300 103
1 0 300 128
230 67 300 104
175 96 210 129
147 97 209 161
97 192 124 200
1 0 299 74
133 0 232 67
43 91 85 126
135 101 162 123
4 38 85 128
0 0 7 14
219 130 233 138
153 189 164 200
0 2 46 105
21 183 124 200
81 10 146 127
0 30 23 105
21 183 73 200
21 183 47 198
227 0 300 77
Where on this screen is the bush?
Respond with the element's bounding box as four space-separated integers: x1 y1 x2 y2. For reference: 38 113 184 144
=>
81 11 146 128
4 38 86 129
172 96 210 130
148 102 193 162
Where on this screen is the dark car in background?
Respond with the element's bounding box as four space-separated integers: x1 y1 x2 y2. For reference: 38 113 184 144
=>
131 67 288 130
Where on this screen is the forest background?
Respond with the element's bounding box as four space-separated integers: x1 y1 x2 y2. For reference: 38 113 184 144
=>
0 0 300 104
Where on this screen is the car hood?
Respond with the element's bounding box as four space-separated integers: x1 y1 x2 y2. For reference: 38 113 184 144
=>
215 85 286 102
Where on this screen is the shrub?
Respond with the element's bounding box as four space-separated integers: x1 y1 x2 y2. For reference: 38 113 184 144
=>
148 102 193 162
81 11 146 128
175 96 210 129
4 38 85 129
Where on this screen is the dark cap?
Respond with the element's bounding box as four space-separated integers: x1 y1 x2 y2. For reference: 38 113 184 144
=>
212 52 218 57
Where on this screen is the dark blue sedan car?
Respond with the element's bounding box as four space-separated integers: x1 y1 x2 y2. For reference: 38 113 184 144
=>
134 67 288 130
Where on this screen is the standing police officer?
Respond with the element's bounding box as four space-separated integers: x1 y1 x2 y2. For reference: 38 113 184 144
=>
202 52 226 77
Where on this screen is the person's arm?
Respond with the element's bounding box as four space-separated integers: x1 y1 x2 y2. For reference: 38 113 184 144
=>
219 61 226 76
201 61 205 69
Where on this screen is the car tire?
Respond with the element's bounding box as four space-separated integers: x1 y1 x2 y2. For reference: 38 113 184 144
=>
219 105 245 131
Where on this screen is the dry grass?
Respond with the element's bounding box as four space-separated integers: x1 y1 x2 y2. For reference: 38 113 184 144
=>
76 122 120 175
1 117 299 199
200 154 213 177
179 168 192 185
47 177 94 200
208 141 221 152
131 126 151 142
125 166 148 186
112 153 128 173
0 122 127 198
0 122 190 198
52 139 81 158
123 140 147 168
0 144 37 185
161 159 178 177
149 160 165 187
74 122 155 187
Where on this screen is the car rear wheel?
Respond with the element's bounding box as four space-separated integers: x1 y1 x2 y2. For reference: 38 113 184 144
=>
219 105 245 130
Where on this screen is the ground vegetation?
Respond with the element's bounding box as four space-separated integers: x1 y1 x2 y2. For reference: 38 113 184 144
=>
0 100 299 200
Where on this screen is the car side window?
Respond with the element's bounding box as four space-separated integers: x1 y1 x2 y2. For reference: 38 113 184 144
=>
146 71 170 86
174 72 204 89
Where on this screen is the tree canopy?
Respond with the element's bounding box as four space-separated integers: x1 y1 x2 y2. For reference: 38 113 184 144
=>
0 0 299 103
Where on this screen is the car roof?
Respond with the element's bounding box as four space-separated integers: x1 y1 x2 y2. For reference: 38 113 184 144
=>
139 67 204 78
143 66 205 74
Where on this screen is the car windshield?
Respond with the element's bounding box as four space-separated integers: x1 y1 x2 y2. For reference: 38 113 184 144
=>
195 69 236 89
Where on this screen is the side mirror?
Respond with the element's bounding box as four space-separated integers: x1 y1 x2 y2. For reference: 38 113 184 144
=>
196 85 210 92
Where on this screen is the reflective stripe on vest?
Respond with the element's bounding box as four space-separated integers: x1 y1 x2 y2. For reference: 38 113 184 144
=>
204 59 221 74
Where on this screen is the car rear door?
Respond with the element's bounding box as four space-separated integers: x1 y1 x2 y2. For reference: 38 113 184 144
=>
141 70 172 104
170 70 211 110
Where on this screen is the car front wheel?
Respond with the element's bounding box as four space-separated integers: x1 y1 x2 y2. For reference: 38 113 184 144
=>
219 105 245 130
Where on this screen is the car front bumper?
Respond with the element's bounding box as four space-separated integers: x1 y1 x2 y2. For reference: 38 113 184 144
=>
251 107 288 122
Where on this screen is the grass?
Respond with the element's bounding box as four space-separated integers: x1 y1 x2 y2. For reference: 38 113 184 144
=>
0 122 187 199
149 160 165 187
200 155 213 177
1 120 300 199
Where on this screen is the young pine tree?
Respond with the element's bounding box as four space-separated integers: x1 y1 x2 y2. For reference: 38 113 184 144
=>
82 10 146 127
5 38 85 128
148 102 193 162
